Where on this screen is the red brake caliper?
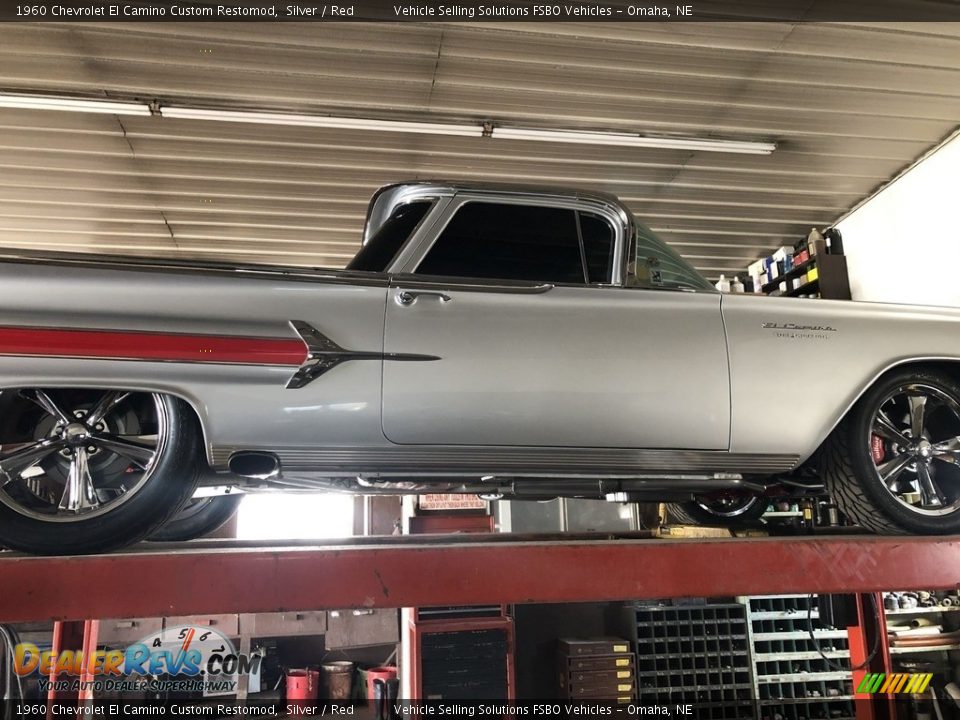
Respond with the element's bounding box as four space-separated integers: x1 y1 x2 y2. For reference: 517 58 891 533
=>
870 434 886 464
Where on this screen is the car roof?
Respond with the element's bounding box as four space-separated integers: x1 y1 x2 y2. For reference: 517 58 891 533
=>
381 179 627 207
364 180 635 243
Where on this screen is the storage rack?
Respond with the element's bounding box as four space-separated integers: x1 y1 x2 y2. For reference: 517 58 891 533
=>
745 595 854 720
751 238 852 300
883 593 960 701
626 602 754 719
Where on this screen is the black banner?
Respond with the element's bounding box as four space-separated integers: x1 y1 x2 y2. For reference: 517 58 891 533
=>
2 0 960 22
0 698 909 719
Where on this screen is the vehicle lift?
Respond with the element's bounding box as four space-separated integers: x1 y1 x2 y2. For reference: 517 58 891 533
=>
1 532 952 720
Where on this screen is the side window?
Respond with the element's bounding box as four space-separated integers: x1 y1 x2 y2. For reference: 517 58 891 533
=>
579 212 615 284
347 201 432 272
415 202 614 285
627 222 714 291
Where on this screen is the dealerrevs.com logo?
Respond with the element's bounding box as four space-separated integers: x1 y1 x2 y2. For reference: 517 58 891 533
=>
14 625 262 694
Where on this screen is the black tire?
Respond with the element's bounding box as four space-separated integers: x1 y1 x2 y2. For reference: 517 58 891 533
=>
821 368 960 535
667 495 768 527
148 495 243 542
0 394 202 555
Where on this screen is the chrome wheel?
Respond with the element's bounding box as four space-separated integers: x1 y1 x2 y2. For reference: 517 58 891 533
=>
869 383 960 516
0 389 167 522
695 493 762 518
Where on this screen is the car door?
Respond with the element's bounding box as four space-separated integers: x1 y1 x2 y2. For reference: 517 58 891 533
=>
381 195 730 449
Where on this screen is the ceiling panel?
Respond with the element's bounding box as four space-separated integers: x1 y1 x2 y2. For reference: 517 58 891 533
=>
0 21 958 278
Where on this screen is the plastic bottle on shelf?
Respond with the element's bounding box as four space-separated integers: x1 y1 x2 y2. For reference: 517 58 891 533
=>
715 274 731 292
731 276 745 293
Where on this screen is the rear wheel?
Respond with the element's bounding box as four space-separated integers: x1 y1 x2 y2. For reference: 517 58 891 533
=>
0 388 201 554
821 368 960 534
667 493 768 527
148 495 243 542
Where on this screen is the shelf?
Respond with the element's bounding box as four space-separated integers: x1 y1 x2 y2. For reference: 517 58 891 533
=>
750 610 820 620
758 671 851 683
755 651 849 662
885 606 960 615
639 682 753 693
759 696 854 705
889 643 960 654
761 258 816 293
753 630 847 641
636 634 749 643
636 666 751 677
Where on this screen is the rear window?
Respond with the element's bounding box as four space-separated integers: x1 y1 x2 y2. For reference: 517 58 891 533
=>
347 201 432 272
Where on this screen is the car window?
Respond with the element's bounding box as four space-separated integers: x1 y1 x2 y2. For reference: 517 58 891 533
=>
579 212 615 284
347 200 432 272
626 221 714 291
415 201 611 285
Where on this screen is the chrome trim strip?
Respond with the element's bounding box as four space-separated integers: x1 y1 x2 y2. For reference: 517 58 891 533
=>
286 320 439 389
389 275 555 295
0 250 391 288
211 445 799 475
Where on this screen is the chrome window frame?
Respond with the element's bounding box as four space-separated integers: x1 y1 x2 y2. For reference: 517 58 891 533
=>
392 191 627 287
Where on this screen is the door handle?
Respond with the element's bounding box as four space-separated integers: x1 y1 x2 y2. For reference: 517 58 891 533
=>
396 289 452 306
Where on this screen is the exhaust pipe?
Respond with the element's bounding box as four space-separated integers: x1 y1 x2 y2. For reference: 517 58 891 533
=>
228 451 281 480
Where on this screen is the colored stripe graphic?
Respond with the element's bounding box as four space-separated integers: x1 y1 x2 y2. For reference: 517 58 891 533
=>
0 326 307 366
857 673 933 695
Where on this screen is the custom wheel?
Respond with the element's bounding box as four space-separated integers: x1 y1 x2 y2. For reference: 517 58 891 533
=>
667 492 768 527
0 388 201 554
148 495 243 542
822 369 960 534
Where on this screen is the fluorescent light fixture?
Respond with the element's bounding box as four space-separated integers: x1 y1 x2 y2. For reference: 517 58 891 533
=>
159 106 484 138
492 126 776 155
0 93 151 116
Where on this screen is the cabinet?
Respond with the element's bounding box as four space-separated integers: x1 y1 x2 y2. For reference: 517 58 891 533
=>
239 611 327 638
744 595 854 720
325 608 399 649
617 601 754 718
164 614 239 636
97 618 162 646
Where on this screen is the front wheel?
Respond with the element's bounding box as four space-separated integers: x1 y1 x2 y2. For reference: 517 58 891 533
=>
0 389 202 554
667 493 768 527
821 368 960 534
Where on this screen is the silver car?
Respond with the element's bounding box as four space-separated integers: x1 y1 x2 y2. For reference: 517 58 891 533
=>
1 181 959 554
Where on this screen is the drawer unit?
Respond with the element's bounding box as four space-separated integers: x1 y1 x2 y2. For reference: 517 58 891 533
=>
325 608 398 649
421 628 510 700
239 611 327 638
98 618 162 646
165 614 239 637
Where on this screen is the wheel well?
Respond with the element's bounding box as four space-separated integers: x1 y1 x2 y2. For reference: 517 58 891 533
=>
867 359 960 395
804 358 960 470
164 393 214 469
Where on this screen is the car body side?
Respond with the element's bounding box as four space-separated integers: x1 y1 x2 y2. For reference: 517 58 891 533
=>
1 182 960 480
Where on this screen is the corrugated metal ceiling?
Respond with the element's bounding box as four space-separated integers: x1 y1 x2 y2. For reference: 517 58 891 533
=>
0 21 958 278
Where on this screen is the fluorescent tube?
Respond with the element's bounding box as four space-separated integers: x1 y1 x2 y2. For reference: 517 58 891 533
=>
493 126 776 155
0 93 151 116
160 106 484 137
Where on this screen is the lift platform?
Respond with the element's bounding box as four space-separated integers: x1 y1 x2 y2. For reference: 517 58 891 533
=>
0 533 957 622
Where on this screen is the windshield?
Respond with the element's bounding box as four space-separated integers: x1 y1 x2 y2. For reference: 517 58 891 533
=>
626 221 714 291
346 200 433 272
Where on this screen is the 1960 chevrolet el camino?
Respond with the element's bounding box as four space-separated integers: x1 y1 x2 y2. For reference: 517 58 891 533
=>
1 181 960 554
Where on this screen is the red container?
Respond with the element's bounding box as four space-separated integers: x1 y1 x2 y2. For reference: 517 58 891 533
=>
286 668 319 701
365 666 398 700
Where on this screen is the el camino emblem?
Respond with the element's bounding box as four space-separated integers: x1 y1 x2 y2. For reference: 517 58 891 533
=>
762 323 837 332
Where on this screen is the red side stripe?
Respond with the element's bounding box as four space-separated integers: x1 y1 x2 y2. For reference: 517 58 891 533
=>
0 326 307 366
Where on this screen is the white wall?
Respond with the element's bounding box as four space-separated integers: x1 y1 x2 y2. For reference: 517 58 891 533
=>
837 132 960 307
